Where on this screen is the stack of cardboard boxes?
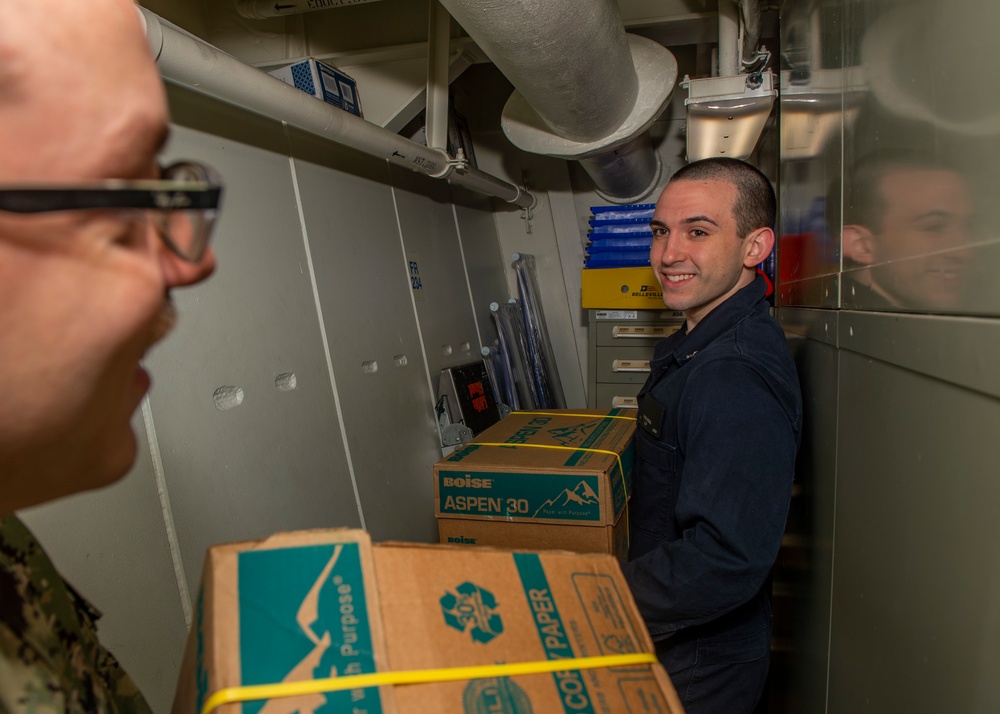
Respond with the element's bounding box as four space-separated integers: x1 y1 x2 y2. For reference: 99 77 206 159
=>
173 409 672 713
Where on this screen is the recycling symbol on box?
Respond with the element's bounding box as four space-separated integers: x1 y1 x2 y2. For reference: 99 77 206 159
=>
440 581 504 644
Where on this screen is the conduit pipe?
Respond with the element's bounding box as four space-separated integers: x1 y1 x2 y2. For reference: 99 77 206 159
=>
138 8 535 210
425 1 451 151
739 0 763 67
720 0 765 72
235 0 383 20
718 0 741 77
437 0 677 204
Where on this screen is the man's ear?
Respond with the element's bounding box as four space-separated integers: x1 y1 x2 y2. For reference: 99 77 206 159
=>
842 224 875 265
742 227 775 268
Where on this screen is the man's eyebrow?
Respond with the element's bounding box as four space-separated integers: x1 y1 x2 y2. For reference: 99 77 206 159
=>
682 214 720 227
912 209 954 222
649 214 721 229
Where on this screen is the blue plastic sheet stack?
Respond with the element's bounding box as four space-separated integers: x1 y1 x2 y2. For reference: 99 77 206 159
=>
584 203 656 268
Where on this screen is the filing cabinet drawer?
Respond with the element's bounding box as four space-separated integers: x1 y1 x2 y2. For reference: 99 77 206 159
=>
593 383 641 410
594 345 655 384
593 320 682 346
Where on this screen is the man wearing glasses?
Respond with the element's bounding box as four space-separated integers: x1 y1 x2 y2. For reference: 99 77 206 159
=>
0 1 221 710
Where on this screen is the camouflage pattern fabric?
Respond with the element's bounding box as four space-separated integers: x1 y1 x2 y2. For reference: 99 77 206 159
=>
0 515 151 713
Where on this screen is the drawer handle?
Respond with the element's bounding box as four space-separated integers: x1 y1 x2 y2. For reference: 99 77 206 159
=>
611 396 639 409
612 359 650 373
611 325 680 339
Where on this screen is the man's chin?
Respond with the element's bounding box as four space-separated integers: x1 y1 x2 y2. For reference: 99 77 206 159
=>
81 428 141 494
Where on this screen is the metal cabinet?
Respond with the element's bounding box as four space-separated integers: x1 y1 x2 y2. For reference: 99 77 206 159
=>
587 309 683 409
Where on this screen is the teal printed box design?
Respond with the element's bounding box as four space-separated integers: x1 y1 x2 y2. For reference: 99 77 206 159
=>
440 412 635 525
437 445 632 524
237 543 382 714
513 553 597 714
438 470 604 523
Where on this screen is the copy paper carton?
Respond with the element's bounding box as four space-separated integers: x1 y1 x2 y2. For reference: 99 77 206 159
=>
173 529 684 714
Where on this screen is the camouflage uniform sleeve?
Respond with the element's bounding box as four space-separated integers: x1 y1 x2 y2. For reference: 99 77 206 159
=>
0 515 153 714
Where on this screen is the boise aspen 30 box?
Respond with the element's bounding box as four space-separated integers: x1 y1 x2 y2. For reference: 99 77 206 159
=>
434 409 636 561
172 530 684 714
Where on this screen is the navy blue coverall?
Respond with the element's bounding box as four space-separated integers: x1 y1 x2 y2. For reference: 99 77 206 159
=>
622 275 802 713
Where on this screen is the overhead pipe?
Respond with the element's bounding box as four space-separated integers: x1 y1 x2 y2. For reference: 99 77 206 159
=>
137 8 535 210
234 0 383 20
425 1 451 151
719 0 765 72
436 0 677 204
718 0 741 77
739 0 763 67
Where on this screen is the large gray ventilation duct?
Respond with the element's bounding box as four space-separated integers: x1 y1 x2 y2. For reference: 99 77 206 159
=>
437 0 678 204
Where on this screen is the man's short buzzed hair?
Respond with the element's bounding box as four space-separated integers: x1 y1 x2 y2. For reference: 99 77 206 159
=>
670 157 776 239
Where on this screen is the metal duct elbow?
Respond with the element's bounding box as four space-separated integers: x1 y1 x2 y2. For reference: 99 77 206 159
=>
438 0 677 204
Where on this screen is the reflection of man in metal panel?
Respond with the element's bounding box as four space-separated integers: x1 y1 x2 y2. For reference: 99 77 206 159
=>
841 151 975 311
0 1 219 709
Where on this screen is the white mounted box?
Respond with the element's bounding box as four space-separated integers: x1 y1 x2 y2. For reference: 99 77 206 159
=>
268 57 363 117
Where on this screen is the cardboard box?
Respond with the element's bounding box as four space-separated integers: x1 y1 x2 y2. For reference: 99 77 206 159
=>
172 529 392 714
581 266 664 309
268 58 362 117
434 409 635 560
173 529 684 714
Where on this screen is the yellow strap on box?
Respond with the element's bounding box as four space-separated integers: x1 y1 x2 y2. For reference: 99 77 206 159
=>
510 410 637 422
202 652 657 714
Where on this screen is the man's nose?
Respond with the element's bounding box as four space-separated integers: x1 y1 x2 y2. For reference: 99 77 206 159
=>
655 236 684 265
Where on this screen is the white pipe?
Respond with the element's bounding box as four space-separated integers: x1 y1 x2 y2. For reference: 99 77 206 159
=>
426 0 451 151
740 0 762 66
809 6 823 70
718 0 740 77
138 8 535 210
235 0 382 20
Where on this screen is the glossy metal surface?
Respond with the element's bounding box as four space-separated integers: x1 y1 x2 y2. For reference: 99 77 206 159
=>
779 0 1000 316
779 1 1000 711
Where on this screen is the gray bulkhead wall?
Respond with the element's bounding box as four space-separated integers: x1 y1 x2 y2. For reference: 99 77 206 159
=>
777 0 1000 710
17 84 519 711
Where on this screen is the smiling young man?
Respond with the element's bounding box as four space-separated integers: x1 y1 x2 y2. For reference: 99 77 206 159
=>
0 2 220 710
622 158 802 714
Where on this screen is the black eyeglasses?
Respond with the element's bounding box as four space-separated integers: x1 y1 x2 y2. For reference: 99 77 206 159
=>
0 161 223 263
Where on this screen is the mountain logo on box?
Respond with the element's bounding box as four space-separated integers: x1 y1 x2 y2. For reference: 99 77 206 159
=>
532 480 600 518
440 582 504 644
546 421 601 446
463 677 532 713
